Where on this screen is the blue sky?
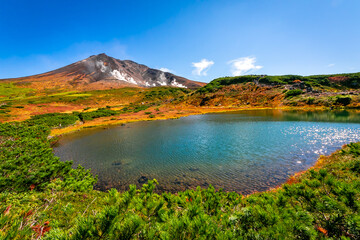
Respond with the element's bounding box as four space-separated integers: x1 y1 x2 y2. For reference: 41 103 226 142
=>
0 0 359 82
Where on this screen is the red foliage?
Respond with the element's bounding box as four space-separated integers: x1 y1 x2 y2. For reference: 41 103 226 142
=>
293 80 302 83
24 210 34 218
31 221 51 238
4 205 11 215
30 184 35 191
328 76 349 82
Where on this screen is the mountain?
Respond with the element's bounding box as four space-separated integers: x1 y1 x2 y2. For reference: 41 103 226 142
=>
2 53 205 91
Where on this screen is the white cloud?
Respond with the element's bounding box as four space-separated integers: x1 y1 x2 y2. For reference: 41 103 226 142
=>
228 56 263 76
159 67 173 73
192 59 214 76
327 63 335 68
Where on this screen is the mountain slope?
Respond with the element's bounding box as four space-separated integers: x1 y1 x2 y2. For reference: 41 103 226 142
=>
1 53 205 91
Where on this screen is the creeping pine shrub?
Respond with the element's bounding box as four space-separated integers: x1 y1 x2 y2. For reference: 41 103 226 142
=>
0 122 96 192
122 104 150 113
342 142 360 157
306 97 315 104
77 108 119 121
285 89 303 98
26 113 79 128
335 95 352 106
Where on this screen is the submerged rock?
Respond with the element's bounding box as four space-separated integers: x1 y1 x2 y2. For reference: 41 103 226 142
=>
173 179 182 185
189 167 200 172
111 162 122 166
201 182 209 187
138 176 148 184
172 179 190 187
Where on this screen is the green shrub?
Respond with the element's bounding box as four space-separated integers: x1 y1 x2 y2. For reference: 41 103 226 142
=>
285 89 303 98
306 97 315 104
0 122 96 192
197 72 360 95
26 113 79 128
335 95 352 106
78 108 120 121
133 104 150 113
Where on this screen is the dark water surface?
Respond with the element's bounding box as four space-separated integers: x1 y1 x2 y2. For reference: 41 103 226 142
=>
54 110 360 194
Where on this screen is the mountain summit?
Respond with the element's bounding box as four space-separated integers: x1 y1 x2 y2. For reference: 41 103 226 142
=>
3 54 205 90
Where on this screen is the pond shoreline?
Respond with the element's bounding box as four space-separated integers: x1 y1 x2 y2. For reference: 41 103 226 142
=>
50 105 331 137
53 107 360 194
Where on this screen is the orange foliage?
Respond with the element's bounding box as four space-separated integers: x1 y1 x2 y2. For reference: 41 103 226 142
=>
285 171 306 185
316 225 328 236
194 83 283 107
285 176 298 185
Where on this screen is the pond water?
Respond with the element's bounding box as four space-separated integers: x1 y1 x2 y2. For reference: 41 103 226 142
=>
54 110 360 194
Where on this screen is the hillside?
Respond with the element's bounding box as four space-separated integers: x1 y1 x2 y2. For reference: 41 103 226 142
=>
1 71 360 126
188 73 360 108
199 73 360 92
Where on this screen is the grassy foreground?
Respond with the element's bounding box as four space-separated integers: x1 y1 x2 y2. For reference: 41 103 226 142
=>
0 117 360 239
1 73 360 238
